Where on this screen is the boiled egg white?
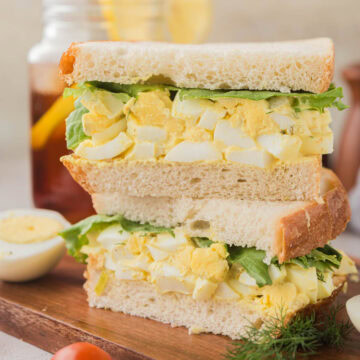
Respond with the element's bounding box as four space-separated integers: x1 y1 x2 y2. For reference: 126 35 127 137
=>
198 108 226 130
81 90 125 119
214 120 256 148
193 278 218 300
150 263 195 294
269 113 294 131
300 133 333 155
286 265 318 303
268 264 287 284
75 132 132 160
126 142 156 160
225 147 274 168
172 94 207 121
130 124 167 143
165 141 222 162
0 209 70 282
92 119 126 146
346 295 360 332
97 224 130 250
257 133 301 161
214 282 240 300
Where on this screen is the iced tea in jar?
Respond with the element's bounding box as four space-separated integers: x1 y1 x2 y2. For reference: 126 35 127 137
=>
29 0 109 222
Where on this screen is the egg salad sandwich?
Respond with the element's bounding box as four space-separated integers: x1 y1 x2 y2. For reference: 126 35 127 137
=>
59 167 357 339
59 38 346 201
58 38 357 340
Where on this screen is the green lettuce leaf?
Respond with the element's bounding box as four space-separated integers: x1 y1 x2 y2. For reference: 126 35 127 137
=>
178 83 347 113
87 81 178 97
192 237 215 248
227 247 272 288
64 82 132 103
81 81 347 112
119 218 174 237
59 215 175 263
275 244 342 281
65 98 90 150
59 214 124 263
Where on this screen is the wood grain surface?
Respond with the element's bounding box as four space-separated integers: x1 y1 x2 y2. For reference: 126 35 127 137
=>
0 255 359 360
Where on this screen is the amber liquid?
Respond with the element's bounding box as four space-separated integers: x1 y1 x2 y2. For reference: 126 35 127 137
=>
30 85 94 223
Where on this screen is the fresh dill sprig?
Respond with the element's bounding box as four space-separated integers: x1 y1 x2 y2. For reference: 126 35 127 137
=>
225 305 353 360
317 305 354 348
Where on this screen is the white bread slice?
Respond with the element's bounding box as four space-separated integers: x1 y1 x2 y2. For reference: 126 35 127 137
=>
61 155 322 201
92 169 350 263
60 38 334 93
84 263 345 340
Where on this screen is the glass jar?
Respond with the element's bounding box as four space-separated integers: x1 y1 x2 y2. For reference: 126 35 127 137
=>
29 0 110 223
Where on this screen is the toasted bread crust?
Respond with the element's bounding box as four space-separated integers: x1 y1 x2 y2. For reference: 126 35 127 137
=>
277 169 350 262
59 42 78 76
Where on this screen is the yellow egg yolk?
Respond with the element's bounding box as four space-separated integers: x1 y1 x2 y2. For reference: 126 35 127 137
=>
0 215 63 244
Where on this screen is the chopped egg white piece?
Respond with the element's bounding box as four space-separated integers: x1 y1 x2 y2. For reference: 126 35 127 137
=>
193 278 218 300
300 133 333 155
346 295 360 332
151 232 186 252
214 120 256 148
137 126 167 143
228 278 257 296
126 142 156 160
92 119 126 146
127 122 167 143
75 132 132 160
151 264 195 294
124 253 152 272
268 264 287 284
214 282 240 300
115 264 139 280
286 265 318 303
238 271 257 286
172 94 208 121
165 141 222 162
198 108 226 130
257 133 301 161
225 147 274 168
146 244 169 261
269 113 294 131
0 209 70 282
317 272 334 299
97 225 130 250
81 91 125 119
335 252 358 276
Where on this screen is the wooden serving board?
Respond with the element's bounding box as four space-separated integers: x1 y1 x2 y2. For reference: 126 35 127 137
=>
0 256 359 360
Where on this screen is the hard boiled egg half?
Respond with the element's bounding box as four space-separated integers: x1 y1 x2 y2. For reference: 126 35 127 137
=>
0 209 70 282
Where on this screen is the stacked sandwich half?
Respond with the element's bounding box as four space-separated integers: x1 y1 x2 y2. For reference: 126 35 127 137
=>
59 38 358 339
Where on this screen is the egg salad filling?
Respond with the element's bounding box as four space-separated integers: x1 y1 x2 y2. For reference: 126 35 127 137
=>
59 214 357 314
64 82 346 168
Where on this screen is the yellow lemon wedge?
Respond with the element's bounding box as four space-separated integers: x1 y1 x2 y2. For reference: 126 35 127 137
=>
31 95 75 150
165 0 212 44
98 0 120 41
99 0 212 43
99 0 165 41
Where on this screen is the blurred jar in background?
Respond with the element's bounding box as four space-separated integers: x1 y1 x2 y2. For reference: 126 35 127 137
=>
29 0 212 223
29 0 109 223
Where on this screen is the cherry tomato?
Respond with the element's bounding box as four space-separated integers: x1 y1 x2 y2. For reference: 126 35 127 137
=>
52 342 112 360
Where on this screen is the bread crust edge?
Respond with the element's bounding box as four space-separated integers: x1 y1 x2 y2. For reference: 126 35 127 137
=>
277 168 350 263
